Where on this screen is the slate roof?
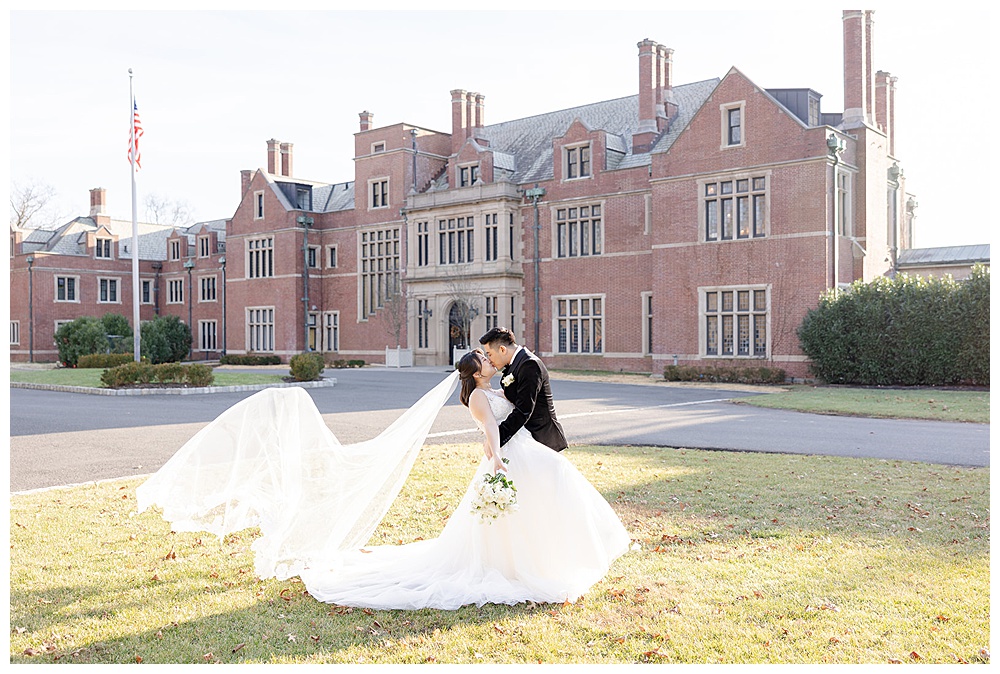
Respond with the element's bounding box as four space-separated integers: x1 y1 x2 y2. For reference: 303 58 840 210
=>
466 78 720 185
310 182 355 212
897 244 990 267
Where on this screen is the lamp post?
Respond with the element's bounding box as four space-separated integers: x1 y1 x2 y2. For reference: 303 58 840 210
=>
219 256 227 356
26 255 34 363
184 259 195 360
298 216 314 352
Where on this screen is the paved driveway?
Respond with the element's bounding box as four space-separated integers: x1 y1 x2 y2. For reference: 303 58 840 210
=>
9 368 990 493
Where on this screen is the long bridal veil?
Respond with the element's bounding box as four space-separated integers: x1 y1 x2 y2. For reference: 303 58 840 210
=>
136 371 460 580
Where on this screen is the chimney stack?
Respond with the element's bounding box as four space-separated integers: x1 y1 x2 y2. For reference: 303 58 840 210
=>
451 89 468 155
280 142 293 177
633 39 660 153
656 44 676 131
876 70 897 156
89 187 107 217
842 10 876 129
359 110 374 132
241 169 252 196
267 138 281 174
474 93 486 131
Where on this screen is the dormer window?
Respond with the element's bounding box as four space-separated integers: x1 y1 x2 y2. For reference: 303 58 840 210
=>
170 239 181 261
565 144 591 180
95 237 112 259
198 236 211 258
459 164 479 187
295 186 311 210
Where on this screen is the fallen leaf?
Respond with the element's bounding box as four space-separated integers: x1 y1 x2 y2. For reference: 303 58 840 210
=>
888 658 902 664
135 656 143 663
203 653 214 661
910 651 921 660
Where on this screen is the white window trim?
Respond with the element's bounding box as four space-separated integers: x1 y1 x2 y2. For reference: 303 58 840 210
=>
54 275 80 303
562 142 593 182
199 274 218 303
198 236 211 258
371 141 386 154
698 171 771 243
720 101 747 150
246 306 275 352
140 279 154 305
321 310 340 352
307 245 319 269
254 190 265 220
166 278 185 305
169 239 182 261
95 237 114 260
326 244 338 269
457 162 480 187
368 177 390 210
550 201 605 258
197 319 218 351
837 167 854 237
698 284 771 359
97 276 122 304
11 320 20 345
551 292 606 355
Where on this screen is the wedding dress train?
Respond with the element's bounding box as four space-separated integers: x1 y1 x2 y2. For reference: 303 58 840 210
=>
137 372 631 610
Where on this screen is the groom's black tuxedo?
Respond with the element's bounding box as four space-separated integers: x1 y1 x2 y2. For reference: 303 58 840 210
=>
498 347 568 452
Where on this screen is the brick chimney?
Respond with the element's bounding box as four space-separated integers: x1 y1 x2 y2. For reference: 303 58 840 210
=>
451 89 469 155
267 138 281 174
359 110 374 132
656 44 676 131
474 93 485 131
875 70 897 156
280 142 293 177
89 187 107 217
842 10 876 129
241 169 252 196
633 39 660 153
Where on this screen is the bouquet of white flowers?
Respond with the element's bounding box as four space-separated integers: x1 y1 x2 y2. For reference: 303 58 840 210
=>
470 458 519 523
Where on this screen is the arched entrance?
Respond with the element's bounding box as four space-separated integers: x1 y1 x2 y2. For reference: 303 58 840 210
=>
448 301 469 365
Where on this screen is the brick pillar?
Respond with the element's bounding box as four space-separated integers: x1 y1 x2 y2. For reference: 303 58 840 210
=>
280 142 293 177
359 110 373 131
633 39 659 152
89 187 107 217
842 10 868 129
266 138 280 174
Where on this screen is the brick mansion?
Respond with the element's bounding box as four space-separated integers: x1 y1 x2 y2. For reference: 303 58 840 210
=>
10 11 988 377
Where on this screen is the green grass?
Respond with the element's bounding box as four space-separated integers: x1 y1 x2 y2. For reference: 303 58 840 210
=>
739 385 989 424
11 444 989 664
9 368 288 388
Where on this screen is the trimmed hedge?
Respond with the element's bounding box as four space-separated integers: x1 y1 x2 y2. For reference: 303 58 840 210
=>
797 264 989 386
100 361 216 388
77 353 138 369
219 354 282 366
290 352 325 382
328 359 366 368
663 364 787 384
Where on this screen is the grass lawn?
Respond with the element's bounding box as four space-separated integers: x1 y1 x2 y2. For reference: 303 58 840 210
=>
9 368 289 388
738 386 989 424
11 443 989 665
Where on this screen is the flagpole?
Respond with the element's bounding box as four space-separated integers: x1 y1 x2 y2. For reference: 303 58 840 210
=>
129 68 141 362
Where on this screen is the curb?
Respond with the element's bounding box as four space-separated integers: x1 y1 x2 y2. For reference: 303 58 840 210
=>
10 378 337 396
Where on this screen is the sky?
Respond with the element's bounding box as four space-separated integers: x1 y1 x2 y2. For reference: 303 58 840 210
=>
7 5 995 249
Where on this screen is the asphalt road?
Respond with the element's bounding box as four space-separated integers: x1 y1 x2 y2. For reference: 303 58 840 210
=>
9 368 990 493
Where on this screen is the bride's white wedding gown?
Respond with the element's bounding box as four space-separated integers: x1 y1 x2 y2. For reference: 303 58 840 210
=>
137 372 631 610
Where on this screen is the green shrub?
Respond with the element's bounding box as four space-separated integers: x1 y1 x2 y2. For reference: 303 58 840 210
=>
154 362 187 384
184 363 215 387
290 352 325 381
219 354 282 366
663 364 786 384
55 317 109 367
77 353 137 369
100 313 133 352
798 265 989 386
100 361 156 388
141 315 192 364
328 358 366 368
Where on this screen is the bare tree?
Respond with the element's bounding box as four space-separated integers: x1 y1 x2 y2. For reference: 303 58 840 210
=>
442 267 484 349
378 277 409 348
144 194 193 226
10 180 62 229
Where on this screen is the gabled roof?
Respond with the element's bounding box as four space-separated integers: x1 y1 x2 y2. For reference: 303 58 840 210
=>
897 244 990 267
469 78 720 184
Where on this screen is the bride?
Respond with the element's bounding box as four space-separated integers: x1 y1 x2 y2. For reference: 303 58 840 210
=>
137 350 631 610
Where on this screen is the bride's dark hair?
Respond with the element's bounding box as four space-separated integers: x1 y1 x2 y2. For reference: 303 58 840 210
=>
457 350 485 407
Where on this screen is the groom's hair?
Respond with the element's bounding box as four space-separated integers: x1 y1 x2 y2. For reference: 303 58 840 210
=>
480 326 516 348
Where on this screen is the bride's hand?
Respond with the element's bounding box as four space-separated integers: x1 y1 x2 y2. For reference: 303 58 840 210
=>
482 441 494 461
492 455 506 475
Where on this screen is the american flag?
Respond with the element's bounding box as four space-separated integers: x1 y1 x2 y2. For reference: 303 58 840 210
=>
128 98 143 170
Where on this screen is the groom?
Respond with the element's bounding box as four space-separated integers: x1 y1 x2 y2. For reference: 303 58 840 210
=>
479 327 568 452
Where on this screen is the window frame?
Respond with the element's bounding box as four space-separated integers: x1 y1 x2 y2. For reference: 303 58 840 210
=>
140 279 153 305
553 202 604 258
254 191 265 220
199 274 218 303
700 285 770 359
700 173 769 242
97 276 121 304
321 310 340 352
458 163 480 187
641 291 653 356
246 306 275 352
720 101 746 149
11 320 20 345
326 244 339 269
564 142 592 181
368 177 390 210
198 319 218 351
167 278 185 305
198 236 211 258
246 236 274 279
169 239 181 261
307 245 319 269
54 275 80 303
95 237 113 259
552 293 605 355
